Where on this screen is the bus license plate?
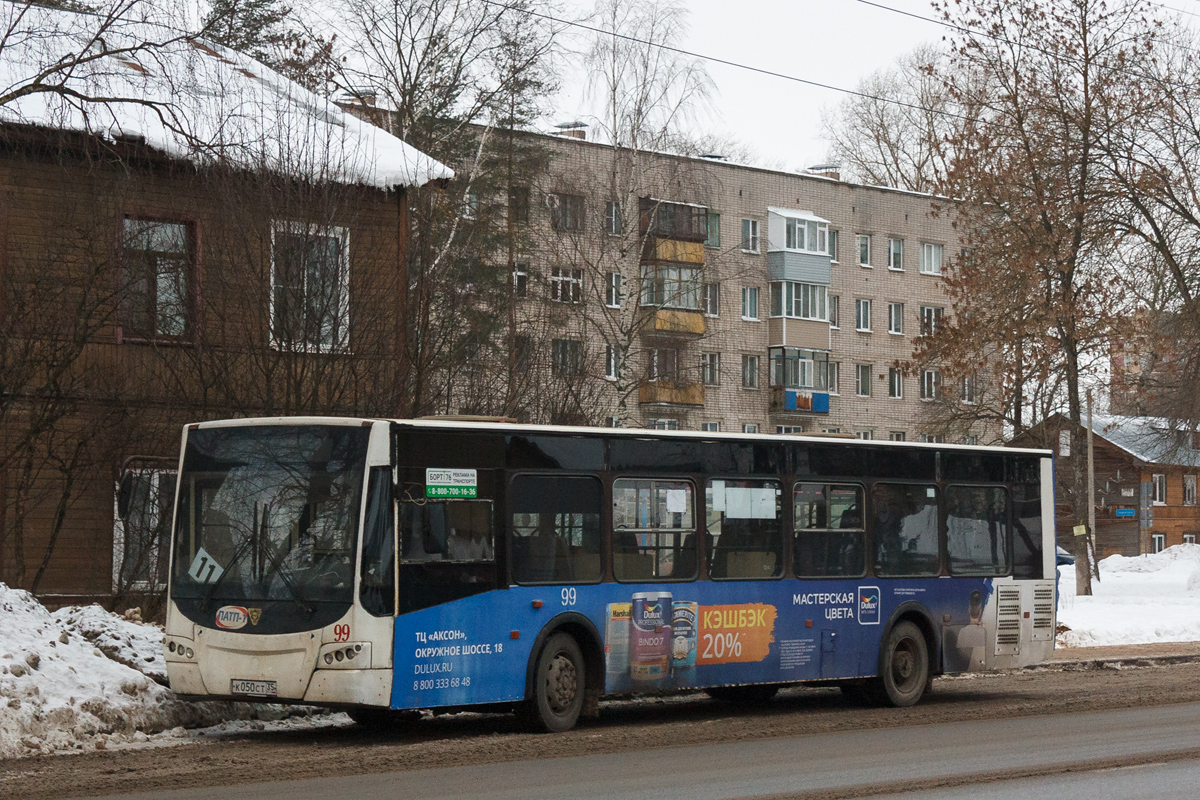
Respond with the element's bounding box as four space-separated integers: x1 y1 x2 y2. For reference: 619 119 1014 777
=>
230 679 277 697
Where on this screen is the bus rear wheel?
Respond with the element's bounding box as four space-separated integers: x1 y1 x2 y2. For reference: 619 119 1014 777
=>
705 684 779 705
524 632 585 733
876 621 929 707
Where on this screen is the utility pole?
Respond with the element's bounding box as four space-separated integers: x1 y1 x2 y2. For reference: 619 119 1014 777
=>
1087 390 1100 582
1075 411 1094 596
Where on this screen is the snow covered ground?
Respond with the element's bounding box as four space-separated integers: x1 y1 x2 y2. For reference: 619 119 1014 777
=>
0 583 334 759
1056 543 1200 648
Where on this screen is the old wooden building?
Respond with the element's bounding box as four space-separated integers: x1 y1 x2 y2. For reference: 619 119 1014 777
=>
1011 413 1200 557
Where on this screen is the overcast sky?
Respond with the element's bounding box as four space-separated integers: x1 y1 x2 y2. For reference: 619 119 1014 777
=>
550 0 945 171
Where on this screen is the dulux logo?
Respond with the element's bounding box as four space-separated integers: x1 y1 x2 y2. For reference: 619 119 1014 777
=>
857 586 881 625
215 605 249 630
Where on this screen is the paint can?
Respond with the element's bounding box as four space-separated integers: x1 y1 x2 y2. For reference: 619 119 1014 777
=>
630 591 672 685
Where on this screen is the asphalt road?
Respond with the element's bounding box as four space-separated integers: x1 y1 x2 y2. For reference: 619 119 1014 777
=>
75 701 1200 800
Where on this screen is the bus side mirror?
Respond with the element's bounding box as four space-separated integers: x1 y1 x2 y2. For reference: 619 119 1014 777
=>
117 472 134 521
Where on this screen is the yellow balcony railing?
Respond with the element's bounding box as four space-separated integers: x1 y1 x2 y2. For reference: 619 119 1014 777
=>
639 380 706 406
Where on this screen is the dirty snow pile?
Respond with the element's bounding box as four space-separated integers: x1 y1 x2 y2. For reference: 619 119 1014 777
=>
0 583 307 759
1057 543 1200 647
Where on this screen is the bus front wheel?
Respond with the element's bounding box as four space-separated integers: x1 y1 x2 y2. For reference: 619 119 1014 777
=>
524 632 585 732
876 620 929 707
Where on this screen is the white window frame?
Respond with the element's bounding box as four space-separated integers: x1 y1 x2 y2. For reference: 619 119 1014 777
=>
1153 473 1167 505
827 361 840 395
857 234 871 267
647 418 680 431
551 267 583 304
112 468 176 593
1185 475 1197 507
776 425 804 434
920 242 944 275
742 286 760 320
888 367 903 399
920 305 944 336
703 282 720 317
700 422 720 433
605 344 621 381
1152 533 1165 553
889 431 906 442
855 364 872 398
743 423 759 434
855 298 871 332
887 302 904 335
856 430 874 441
706 212 721 248
605 416 621 428
269 221 350 354
606 271 623 308
604 200 623 235
512 263 528 298
701 352 721 386
1185 534 1197 545
961 373 977 404
887 237 903 271
921 368 941 401
784 217 829 254
742 354 760 389
828 229 839 263
741 218 760 253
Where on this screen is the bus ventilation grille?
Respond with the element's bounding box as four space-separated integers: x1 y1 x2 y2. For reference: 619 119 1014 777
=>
1031 585 1055 642
995 587 1023 654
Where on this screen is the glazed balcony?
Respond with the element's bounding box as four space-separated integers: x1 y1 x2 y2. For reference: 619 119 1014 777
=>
639 197 709 243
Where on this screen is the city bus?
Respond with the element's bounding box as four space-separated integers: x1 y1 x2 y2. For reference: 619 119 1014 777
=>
159 417 1056 732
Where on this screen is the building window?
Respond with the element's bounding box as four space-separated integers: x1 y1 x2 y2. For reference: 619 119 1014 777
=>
829 295 839 328
855 298 871 332
888 237 903 270
642 264 701 309
964 434 978 446
770 282 827 321
122 217 193 340
647 418 680 430
647 348 679 382
113 467 176 591
741 218 760 253
1186 534 1197 545
1185 475 1197 507
777 425 804 434
828 229 839 262
1152 533 1165 553
743 423 759 434
920 305 944 336
1153 473 1167 505
513 263 529 298
742 355 759 389
604 200 624 235
551 267 583 303
605 416 621 428
888 367 903 398
920 433 945 443
857 234 871 267
271 222 350 352
701 352 720 386
1059 430 1071 457
551 339 583 375
550 193 584 231
462 192 479 219
606 272 623 308
961 373 977 404
509 186 530 224
770 348 826 389
888 302 904 335
920 368 941 401
920 242 943 275
700 422 720 432
856 430 873 440
855 364 872 397
706 212 721 248
827 361 840 394
605 344 621 381
703 282 720 316
784 217 829 253
889 431 906 441
742 286 760 320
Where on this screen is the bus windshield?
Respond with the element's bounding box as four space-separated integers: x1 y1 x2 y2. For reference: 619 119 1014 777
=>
170 425 369 614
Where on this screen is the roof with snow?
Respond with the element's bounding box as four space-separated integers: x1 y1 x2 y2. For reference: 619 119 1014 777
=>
1082 413 1200 468
0 4 452 188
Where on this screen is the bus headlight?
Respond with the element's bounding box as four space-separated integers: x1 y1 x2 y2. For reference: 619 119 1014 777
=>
317 642 370 669
165 637 196 662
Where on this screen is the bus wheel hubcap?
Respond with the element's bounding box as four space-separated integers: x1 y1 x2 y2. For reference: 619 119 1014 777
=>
893 643 915 686
546 652 578 713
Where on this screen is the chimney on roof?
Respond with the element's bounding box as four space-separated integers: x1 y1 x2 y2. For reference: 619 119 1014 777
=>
554 121 587 140
807 163 841 181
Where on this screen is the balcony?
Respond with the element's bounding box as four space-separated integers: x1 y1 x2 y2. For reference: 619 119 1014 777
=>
642 236 705 265
639 380 706 407
639 197 709 242
769 386 830 414
640 307 706 337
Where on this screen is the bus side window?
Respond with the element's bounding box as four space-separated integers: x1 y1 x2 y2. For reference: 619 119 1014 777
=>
706 479 783 580
359 466 395 616
510 475 602 584
794 483 865 578
612 478 696 581
1011 483 1044 579
872 483 940 577
946 486 1010 576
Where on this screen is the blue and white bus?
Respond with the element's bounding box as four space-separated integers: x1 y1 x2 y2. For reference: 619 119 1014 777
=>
161 418 1056 731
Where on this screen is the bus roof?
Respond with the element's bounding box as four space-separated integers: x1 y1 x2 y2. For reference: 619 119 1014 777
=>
189 416 1053 457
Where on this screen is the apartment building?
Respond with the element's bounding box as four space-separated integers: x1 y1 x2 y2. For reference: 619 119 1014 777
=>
516 130 993 443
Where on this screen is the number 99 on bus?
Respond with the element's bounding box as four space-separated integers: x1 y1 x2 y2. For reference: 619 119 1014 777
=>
561 587 576 606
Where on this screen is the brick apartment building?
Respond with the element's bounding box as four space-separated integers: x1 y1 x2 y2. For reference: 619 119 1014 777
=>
501 129 992 443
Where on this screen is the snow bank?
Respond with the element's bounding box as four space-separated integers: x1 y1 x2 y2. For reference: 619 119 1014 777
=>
0 584 308 759
1057 544 1200 647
